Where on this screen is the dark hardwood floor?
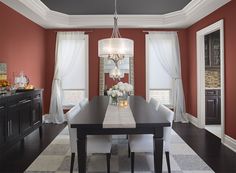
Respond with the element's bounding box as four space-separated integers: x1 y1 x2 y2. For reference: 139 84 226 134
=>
0 123 66 173
173 123 236 173
0 122 235 173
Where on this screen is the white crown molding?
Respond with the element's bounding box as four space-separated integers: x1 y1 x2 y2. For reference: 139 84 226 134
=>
0 0 231 29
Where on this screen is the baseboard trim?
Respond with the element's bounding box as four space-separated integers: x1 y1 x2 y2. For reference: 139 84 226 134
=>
223 135 236 153
186 113 200 128
186 113 236 153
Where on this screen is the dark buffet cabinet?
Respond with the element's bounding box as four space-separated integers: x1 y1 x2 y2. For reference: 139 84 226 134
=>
0 89 43 153
205 89 221 125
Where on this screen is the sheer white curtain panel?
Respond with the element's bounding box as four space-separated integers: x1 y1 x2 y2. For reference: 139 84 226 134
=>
45 31 85 124
148 31 188 122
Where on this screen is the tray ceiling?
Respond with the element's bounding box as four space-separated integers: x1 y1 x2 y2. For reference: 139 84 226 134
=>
0 0 231 28
40 0 192 15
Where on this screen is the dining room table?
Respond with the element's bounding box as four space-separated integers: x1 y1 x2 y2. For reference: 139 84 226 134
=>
71 96 171 173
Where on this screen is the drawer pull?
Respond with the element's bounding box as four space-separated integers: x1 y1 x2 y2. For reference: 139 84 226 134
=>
7 121 10 136
10 120 12 136
7 121 11 136
19 99 31 104
33 96 40 100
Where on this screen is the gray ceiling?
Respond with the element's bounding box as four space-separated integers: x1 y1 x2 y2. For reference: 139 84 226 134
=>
40 0 192 15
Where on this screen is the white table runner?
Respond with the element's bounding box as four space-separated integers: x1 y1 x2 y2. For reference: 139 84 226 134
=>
103 103 136 128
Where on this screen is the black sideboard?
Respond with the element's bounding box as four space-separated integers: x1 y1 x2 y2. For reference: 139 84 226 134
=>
0 89 43 154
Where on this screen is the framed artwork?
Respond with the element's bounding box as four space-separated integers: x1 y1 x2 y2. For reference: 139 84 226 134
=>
0 63 7 80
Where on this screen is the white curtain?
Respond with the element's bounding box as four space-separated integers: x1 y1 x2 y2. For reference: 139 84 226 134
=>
45 32 86 124
148 31 188 122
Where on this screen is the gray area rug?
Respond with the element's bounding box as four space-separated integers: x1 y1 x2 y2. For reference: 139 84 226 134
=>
25 126 214 173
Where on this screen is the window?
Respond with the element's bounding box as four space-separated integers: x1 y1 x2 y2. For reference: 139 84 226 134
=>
60 35 88 109
146 35 173 106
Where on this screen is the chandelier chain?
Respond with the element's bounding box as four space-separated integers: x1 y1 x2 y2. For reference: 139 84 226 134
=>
111 0 121 38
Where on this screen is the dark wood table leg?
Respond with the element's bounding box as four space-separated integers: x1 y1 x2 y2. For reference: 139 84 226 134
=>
77 130 87 173
153 127 164 173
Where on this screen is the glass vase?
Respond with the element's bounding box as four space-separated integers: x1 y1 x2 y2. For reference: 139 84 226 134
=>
111 96 118 105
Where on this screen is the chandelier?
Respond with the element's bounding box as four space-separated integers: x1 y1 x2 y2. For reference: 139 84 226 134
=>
98 0 134 66
109 66 124 80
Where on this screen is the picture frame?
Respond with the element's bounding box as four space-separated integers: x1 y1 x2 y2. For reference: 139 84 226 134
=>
0 63 7 80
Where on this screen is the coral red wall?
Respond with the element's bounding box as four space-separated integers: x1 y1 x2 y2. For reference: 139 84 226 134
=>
0 3 46 103
187 1 236 139
44 29 189 113
105 73 129 89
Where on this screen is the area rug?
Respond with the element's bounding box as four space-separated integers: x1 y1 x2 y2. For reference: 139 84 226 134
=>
25 126 214 173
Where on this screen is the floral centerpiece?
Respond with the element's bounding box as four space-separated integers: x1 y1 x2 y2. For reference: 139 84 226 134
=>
117 82 133 98
107 86 123 105
107 82 133 105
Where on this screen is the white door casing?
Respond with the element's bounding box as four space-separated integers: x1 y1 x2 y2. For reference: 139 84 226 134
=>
196 19 225 142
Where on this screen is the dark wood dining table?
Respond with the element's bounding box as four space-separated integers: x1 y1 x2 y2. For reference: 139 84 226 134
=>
71 96 171 173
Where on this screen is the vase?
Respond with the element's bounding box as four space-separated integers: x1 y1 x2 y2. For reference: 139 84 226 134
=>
122 92 129 100
111 96 118 105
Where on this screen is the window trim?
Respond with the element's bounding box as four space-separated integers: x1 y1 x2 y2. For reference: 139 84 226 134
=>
146 34 150 101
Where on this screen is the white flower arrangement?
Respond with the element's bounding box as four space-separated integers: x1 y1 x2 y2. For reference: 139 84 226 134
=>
107 82 133 105
107 88 123 98
107 82 133 98
117 82 133 93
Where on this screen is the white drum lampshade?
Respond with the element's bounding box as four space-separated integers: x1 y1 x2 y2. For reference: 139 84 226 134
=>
98 38 134 58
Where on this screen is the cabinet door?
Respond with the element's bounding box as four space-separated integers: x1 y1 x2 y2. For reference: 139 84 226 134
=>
211 31 220 67
205 95 221 124
19 99 32 134
31 95 42 125
205 30 220 68
0 104 6 146
7 104 20 141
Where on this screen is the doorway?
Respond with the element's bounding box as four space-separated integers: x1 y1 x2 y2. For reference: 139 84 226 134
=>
196 20 225 141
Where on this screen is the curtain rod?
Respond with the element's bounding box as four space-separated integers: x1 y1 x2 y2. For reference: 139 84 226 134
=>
142 30 179 33
54 30 93 34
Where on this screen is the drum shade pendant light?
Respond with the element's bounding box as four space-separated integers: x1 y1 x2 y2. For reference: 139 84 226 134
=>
98 0 134 64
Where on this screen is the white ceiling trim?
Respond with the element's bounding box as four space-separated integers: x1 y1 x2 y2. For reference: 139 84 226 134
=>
0 0 231 29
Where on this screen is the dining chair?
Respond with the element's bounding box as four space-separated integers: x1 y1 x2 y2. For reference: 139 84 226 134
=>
127 97 160 156
66 103 112 173
79 98 89 108
149 97 160 110
128 104 174 173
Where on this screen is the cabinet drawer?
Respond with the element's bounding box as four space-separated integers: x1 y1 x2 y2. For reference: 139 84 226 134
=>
0 104 5 111
206 90 220 96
